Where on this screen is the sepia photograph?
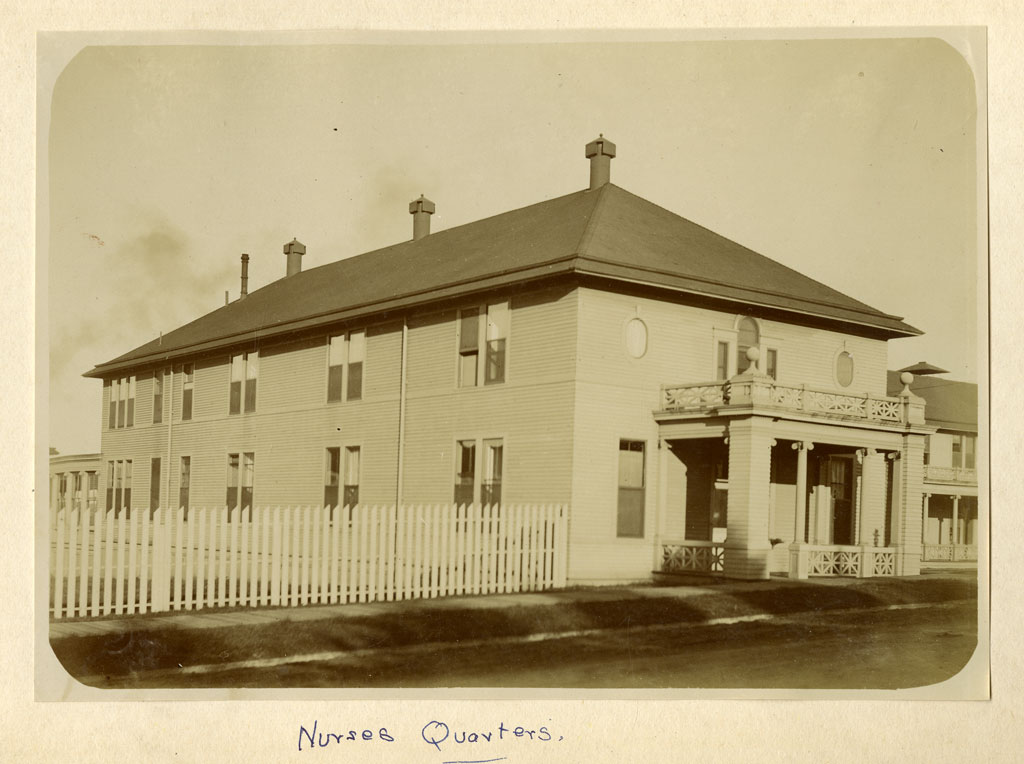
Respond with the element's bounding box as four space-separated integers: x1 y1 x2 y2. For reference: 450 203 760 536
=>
40 31 986 697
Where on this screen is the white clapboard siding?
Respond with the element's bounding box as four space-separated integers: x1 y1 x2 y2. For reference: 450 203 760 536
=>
49 503 568 620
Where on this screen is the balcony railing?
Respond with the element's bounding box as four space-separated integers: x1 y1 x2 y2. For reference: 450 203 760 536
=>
924 465 977 484
922 543 978 562
660 379 915 426
661 540 725 574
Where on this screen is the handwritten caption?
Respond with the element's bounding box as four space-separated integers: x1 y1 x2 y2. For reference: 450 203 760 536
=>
298 719 564 753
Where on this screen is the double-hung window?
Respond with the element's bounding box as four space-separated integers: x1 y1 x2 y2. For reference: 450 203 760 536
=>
454 438 504 506
150 458 161 514
182 364 194 420
343 446 360 508
458 301 509 387
152 370 164 423
229 352 258 414
324 447 340 512
87 472 98 511
617 440 645 538
107 376 136 428
481 439 503 506
179 456 191 515
107 459 133 517
327 330 365 402
226 452 254 511
454 440 476 505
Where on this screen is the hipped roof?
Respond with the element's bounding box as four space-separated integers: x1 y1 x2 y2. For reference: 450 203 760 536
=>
887 371 978 432
87 183 920 378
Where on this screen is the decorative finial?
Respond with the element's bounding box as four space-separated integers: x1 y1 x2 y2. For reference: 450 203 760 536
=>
745 346 760 372
900 371 914 393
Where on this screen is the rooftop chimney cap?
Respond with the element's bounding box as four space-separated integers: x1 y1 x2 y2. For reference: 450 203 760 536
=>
409 194 436 215
283 238 306 255
585 133 616 159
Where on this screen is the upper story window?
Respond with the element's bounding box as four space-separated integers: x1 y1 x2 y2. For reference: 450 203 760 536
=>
952 435 976 470
107 376 136 429
737 317 759 374
152 369 164 424
765 348 778 380
229 351 258 414
459 301 509 387
182 363 194 420
327 330 365 402
835 351 854 387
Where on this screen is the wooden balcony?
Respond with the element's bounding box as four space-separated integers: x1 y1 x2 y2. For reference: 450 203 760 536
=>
924 465 978 485
659 378 921 427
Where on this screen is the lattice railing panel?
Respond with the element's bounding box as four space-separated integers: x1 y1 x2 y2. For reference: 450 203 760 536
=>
662 542 725 573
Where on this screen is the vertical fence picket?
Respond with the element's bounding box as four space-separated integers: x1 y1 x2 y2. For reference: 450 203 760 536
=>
89 511 102 617
430 504 441 598
226 507 238 608
439 505 450 597
287 507 299 607
77 509 90 617
171 507 183 609
374 505 385 602
495 504 506 594
136 509 148 614
269 507 281 607
341 508 353 604
66 509 79 618
329 507 341 604
452 505 463 596
203 507 216 608
394 505 405 601
365 505 377 603
380 505 392 601
240 505 252 606
317 507 328 604
53 510 66 619
219 507 231 608
103 512 115 614
478 503 490 594
298 506 309 606
555 504 567 587
194 508 207 611
259 508 270 607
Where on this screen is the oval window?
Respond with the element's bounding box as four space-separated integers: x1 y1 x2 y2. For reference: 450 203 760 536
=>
625 318 648 358
836 351 854 387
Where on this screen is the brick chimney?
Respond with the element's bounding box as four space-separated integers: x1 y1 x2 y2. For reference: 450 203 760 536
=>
585 134 616 190
409 195 435 240
283 238 305 277
240 253 249 298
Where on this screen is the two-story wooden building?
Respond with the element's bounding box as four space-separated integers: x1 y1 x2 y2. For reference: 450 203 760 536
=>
887 366 978 565
85 136 934 584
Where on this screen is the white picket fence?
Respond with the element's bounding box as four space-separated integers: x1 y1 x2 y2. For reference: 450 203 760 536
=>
50 503 568 620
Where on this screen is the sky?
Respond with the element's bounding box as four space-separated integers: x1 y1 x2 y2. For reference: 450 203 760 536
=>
45 36 981 455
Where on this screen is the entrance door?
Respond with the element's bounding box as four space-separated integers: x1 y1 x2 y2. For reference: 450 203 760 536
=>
826 456 855 545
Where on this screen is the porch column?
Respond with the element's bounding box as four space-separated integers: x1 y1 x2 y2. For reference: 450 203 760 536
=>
895 432 927 575
723 417 774 580
952 495 961 545
921 493 931 544
858 449 886 547
653 438 669 571
789 441 813 579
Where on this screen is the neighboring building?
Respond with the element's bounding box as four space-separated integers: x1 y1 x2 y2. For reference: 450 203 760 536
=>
887 367 979 563
49 452 102 516
84 137 938 583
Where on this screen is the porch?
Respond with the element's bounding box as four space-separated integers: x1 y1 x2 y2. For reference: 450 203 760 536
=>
652 359 930 580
